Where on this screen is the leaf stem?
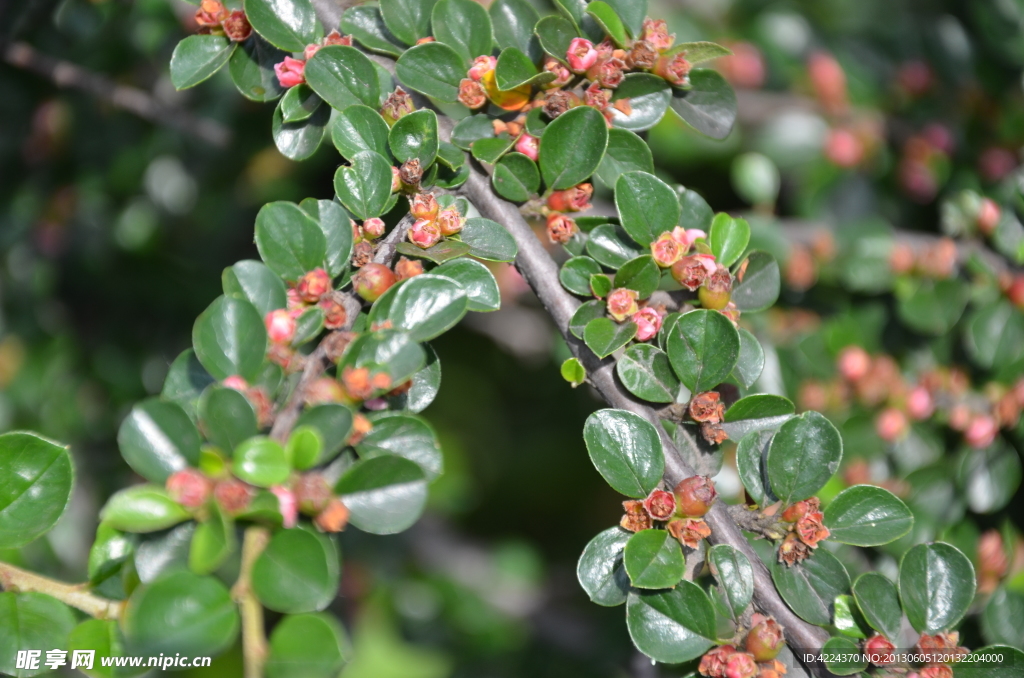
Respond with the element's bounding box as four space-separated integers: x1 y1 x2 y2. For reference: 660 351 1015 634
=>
0 560 123 619
232 526 271 678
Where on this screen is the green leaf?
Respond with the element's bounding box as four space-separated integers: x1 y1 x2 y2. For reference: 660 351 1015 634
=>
608 73 671 132
560 256 602 296
666 309 740 392
666 41 733 65
451 114 494 150
380 0 437 45
584 317 638 358
493 152 541 202
100 485 192 533
229 34 287 102
587 223 641 268
118 399 201 483
561 357 586 386
535 15 577 65
460 217 519 262
389 109 439 166
304 46 380 112
234 437 290 487
585 1 627 46
279 84 322 123
342 6 406 57
553 0 602 40
603 0 645 36
708 544 753 620
243 0 317 52
434 258 500 312
823 635 866 675
678 186 714 230
223 260 288 317
341 329 426 387
0 592 76 678
334 151 394 220
954 646 1024 678
304 199 354 278
189 505 234 575
496 47 555 90
285 426 323 470
490 0 541 62
255 201 328 282
720 394 794 441
731 251 780 312
198 386 257 455
624 529 685 589
540 106 609 190
273 100 329 161
436 141 465 170
470 135 516 164
771 547 851 626
766 411 843 505
965 301 1024 370
709 213 750 268
170 35 235 90
356 414 442 480
193 296 267 381
125 571 239 656
626 584 716 663
957 442 1022 514
736 430 773 507
590 273 612 299
570 300 605 338
583 409 665 498
396 240 472 264
387 273 468 341
731 327 765 389
614 255 660 298
899 542 976 634
852 572 902 641
824 485 913 546
335 454 428 534
431 0 493 65
0 432 73 549
266 613 349 678
617 344 680 403
595 129 654 187
896 278 971 335
615 171 681 247
296 405 353 460
982 588 1024 649
388 344 441 412
88 523 136 585
577 527 631 606
668 69 737 140
67 619 136 678
395 42 465 102
253 528 340 613
162 350 215 422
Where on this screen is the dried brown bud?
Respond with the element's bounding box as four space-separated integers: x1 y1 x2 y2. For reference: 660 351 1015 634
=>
315 498 350 532
626 40 657 70
700 421 728 445
642 489 676 521
620 499 653 532
777 531 811 566
399 158 422 187
667 517 711 548
394 256 425 280
294 474 332 514
689 391 725 423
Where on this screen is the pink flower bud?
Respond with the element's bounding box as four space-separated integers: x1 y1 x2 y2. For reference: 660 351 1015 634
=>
265 309 297 344
875 407 909 442
977 198 1001 235
808 51 848 114
671 254 717 290
274 56 306 88
654 52 692 86
583 82 610 109
907 386 935 420
515 133 539 161
166 469 213 509
222 11 252 41
222 375 249 392
304 377 345 405
596 57 625 88
409 218 442 249
606 288 639 322
651 232 684 267
362 217 386 239
436 206 465 236
641 18 675 52
315 498 350 532
670 227 706 250
837 345 870 381
303 43 322 61
468 55 497 81
965 414 998 448
195 0 229 26
318 296 348 330
632 307 663 342
271 485 298 529
542 58 573 89
458 78 488 109
567 38 599 73
296 267 332 303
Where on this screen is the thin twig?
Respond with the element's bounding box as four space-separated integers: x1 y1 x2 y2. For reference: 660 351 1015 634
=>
3 41 231 147
0 560 123 620
232 526 271 678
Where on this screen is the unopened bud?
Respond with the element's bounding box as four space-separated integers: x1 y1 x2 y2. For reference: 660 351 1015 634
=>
362 217 386 239
223 375 249 391
837 345 871 381
542 58 573 89
875 407 909 442
745 617 785 662
380 88 415 125
907 385 935 420
395 256 424 280
642 18 675 52
166 468 212 509
213 478 253 514
315 498 350 532
458 77 488 109
297 268 332 303
673 475 718 517
606 288 639 322
436 206 465 236
319 295 348 330
391 166 402 193
274 57 306 88
515 133 540 161
864 634 896 665
410 193 439 221
632 307 663 342
583 82 611 109
409 218 442 249
353 263 397 302
964 414 998 448
265 309 297 344
294 474 332 514
222 11 252 41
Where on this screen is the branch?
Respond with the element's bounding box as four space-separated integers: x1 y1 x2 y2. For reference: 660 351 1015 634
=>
2 41 231 147
0 560 123 620
232 526 271 678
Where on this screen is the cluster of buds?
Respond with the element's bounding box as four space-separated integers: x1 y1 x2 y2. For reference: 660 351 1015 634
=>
339 365 393 403
266 268 348 369
222 375 274 427
889 237 958 279
777 497 829 566
897 125 954 204
620 476 718 549
698 616 786 677
689 391 728 444
543 182 591 245
273 31 352 88
603 288 665 341
194 0 252 42
293 473 350 532
407 192 465 250
457 55 532 112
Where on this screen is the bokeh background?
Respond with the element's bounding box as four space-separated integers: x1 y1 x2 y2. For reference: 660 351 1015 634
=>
2 0 1024 675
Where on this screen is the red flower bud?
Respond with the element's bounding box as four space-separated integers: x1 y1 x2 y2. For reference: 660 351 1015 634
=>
907 386 934 420
780 497 820 522
606 287 639 322
265 309 297 344
620 499 653 532
271 485 298 529
654 52 692 86
458 78 488 109
546 213 578 243
166 469 212 509
468 55 497 81
362 217 386 239
322 29 352 47
319 295 348 330
745 618 785 662
875 407 909 442
698 645 735 678
274 56 306 88
222 11 252 41
542 58 573 88
651 231 684 267
567 37 599 73
394 256 424 280
515 133 540 161
863 634 896 666
294 474 332 514
632 307 663 342
315 498 350 532
689 391 725 423
643 489 676 521
380 88 415 125
724 651 758 678
795 511 830 547
213 478 253 514
673 475 718 517
347 413 373 445
353 263 397 302
436 206 465 236
409 218 442 249
296 268 332 303
410 193 439 221
668 517 711 548
837 345 871 381
671 253 717 290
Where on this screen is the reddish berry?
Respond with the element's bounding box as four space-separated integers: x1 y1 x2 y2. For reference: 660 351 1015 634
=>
408 218 441 249
362 217 386 239
166 469 212 509
297 268 332 303
745 617 785 662
673 475 718 517
265 309 296 344
353 263 396 302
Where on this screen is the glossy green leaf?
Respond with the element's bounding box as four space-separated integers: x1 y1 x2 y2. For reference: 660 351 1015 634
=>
626 584 716 663
255 201 328 282
896 277 970 335
615 171 680 247
395 42 465 102
570 299 605 338
736 429 774 507
244 0 317 52
470 135 516 164
253 528 339 613
540 106 609 190
731 327 765 389
852 572 902 641
436 141 465 170
460 217 519 262
100 485 191 533
771 547 851 626
666 309 740 392
490 0 541 62
170 35 235 90
389 109 439 166
162 350 216 422
982 588 1024 649
954 646 1024 678
451 114 494 150
223 260 288 317
333 150 394 220
731 251 780 312
553 0 602 41
198 386 258 454
720 394 794 441
822 635 866 675
229 34 287 102
272 99 329 161
766 411 843 505
132 522 195 583
615 255 660 298
965 300 1024 370
561 357 586 386
496 47 555 90
0 432 73 548
624 529 685 589
560 256 602 296
708 544 753 619
118 399 201 484
188 505 234 575
331 105 391 161
431 0 492 65
617 344 680 403
266 613 349 678
665 41 732 64
587 223 642 268
193 295 267 381
492 152 541 202
608 73 671 131
595 129 655 187
603 0 645 36
125 571 238 656
0 592 76 678
535 15 577 65
342 329 426 387
279 84 321 123
709 213 750 268
824 485 913 546
583 409 664 498
387 273 468 341
356 414 442 480
342 5 406 57
335 455 428 534
295 405 353 460
668 69 737 140
585 1 627 46
305 199 354 278
899 542 976 634
304 46 380 113
67 618 137 678
434 258 500 312
396 240 471 264
577 527 631 606
88 523 136 585
584 317 637 358
380 0 437 45
590 273 612 299
957 442 1022 514
284 426 323 470
233 437 290 487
